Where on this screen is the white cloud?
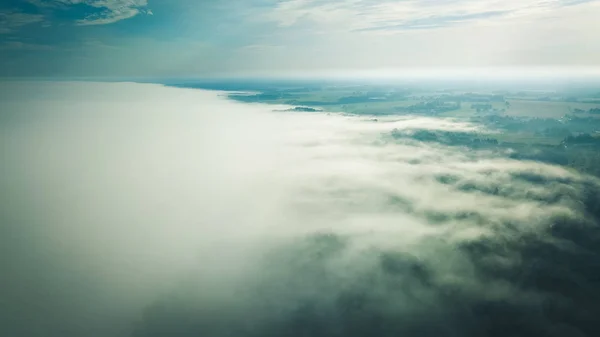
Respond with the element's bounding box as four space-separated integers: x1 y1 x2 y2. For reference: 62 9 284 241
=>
1 82 599 336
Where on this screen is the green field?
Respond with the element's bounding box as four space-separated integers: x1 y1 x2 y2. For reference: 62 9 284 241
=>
229 86 600 120
504 100 600 118
323 100 420 114
493 132 565 145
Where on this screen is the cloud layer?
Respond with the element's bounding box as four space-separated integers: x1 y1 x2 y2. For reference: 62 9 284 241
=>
1 82 600 337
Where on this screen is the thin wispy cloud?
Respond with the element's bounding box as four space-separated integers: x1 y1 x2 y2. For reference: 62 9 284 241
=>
23 0 151 26
264 0 600 32
358 10 511 31
74 0 149 25
0 11 44 34
0 40 54 51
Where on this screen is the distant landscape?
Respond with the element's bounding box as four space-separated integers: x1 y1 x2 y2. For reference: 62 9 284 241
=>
168 79 600 178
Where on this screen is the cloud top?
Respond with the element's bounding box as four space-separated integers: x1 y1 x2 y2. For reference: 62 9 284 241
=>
2 82 600 336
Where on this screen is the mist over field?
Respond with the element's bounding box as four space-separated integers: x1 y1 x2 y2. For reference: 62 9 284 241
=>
2 82 600 337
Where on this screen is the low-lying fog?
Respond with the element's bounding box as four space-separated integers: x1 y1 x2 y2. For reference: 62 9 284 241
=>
1 82 599 337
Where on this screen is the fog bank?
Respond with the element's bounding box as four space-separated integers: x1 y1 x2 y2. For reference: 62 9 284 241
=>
1 82 600 337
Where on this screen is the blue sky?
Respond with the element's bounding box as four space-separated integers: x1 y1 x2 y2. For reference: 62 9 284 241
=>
1 0 600 77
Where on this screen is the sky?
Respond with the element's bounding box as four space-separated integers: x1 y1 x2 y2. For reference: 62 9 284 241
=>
1 0 600 77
